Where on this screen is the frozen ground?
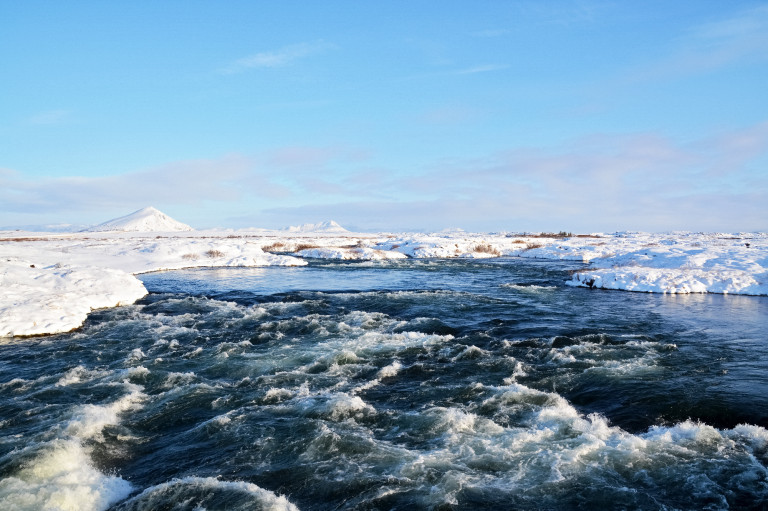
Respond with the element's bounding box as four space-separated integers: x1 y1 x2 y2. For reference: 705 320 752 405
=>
1 229 766 337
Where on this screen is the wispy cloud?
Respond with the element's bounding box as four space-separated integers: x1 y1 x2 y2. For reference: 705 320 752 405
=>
3 124 766 232
627 5 768 82
265 122 768 232
0 146 366 220
0 155 283 216
454 64 508 75
25 109 72 125
222 41 336 74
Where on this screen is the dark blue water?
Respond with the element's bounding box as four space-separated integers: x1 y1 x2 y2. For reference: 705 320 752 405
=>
1 258 767 510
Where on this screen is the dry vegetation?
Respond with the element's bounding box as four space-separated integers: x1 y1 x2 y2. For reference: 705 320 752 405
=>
261 242 286 252
181 253 199 261
1 237 55 242
205 249 225 258
525 243 544 250
527 231 573 238
294 243 320 252
473 243 501 256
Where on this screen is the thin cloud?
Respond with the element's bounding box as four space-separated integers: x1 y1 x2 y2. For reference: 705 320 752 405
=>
3 125 766 232
222 41 336 74
626 5 768 83
454 64 508 75
25 109 72 125
318 123 768 231
0 146 367 218
0 155 287 215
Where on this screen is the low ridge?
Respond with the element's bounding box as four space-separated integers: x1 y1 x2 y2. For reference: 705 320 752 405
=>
284 220 349 233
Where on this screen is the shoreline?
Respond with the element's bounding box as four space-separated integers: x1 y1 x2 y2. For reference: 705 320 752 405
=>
2 229 766 337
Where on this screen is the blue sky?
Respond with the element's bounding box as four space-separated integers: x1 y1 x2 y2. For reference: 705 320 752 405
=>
1 1 767 232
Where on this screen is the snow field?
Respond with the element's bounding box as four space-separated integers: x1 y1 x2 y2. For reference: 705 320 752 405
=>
1 229 766 337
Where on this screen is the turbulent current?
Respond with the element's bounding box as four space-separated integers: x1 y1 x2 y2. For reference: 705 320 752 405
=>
1 258 767 510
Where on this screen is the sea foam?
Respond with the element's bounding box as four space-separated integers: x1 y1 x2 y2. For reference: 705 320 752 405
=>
0 380 145 511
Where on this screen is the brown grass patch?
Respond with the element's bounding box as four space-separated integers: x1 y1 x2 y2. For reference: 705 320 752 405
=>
205 249 225 258
473 243 501 256
0 237 50 242
261 242 286 252
527 231 572 239
294 243 320 251
181 253 199 261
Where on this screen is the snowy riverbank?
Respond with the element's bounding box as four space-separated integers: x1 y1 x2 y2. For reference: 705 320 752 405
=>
1 229 766 337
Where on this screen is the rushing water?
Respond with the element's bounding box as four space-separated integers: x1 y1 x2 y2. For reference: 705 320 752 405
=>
1 258 767 510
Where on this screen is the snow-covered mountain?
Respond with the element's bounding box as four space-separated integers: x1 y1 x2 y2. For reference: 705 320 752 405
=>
284 220 349 233
84 206 194 232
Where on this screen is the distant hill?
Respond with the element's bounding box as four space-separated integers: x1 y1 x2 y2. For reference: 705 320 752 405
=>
84 206 194 232
284 220 349 233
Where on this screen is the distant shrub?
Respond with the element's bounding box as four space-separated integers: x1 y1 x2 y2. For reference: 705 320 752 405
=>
511 239 526 244
205 249 225 258
2 237 48 242
261 242 285 252
294 243 320 251
525 243 543 250
529 231 572 239
473 243 500 256
181 253 199 261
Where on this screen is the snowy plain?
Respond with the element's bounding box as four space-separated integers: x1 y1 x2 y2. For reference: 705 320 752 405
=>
1 208 766 337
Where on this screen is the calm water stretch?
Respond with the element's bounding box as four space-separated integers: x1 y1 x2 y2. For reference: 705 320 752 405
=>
1 258 767 510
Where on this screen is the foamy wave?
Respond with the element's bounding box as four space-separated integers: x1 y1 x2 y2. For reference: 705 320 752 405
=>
56 365 108 387
377 361 402 379
351 361 403 393
325 393 376 421
0 439 133 511
116 476 298 511
0 382 145 511
500 283 557 291
264 387 294 403
65 382 145 440
391 382 768 507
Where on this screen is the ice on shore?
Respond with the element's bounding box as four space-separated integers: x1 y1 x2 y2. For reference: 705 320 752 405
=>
0 232 306 337
0 260 148 337
1 228 766 337
296 246 407 260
